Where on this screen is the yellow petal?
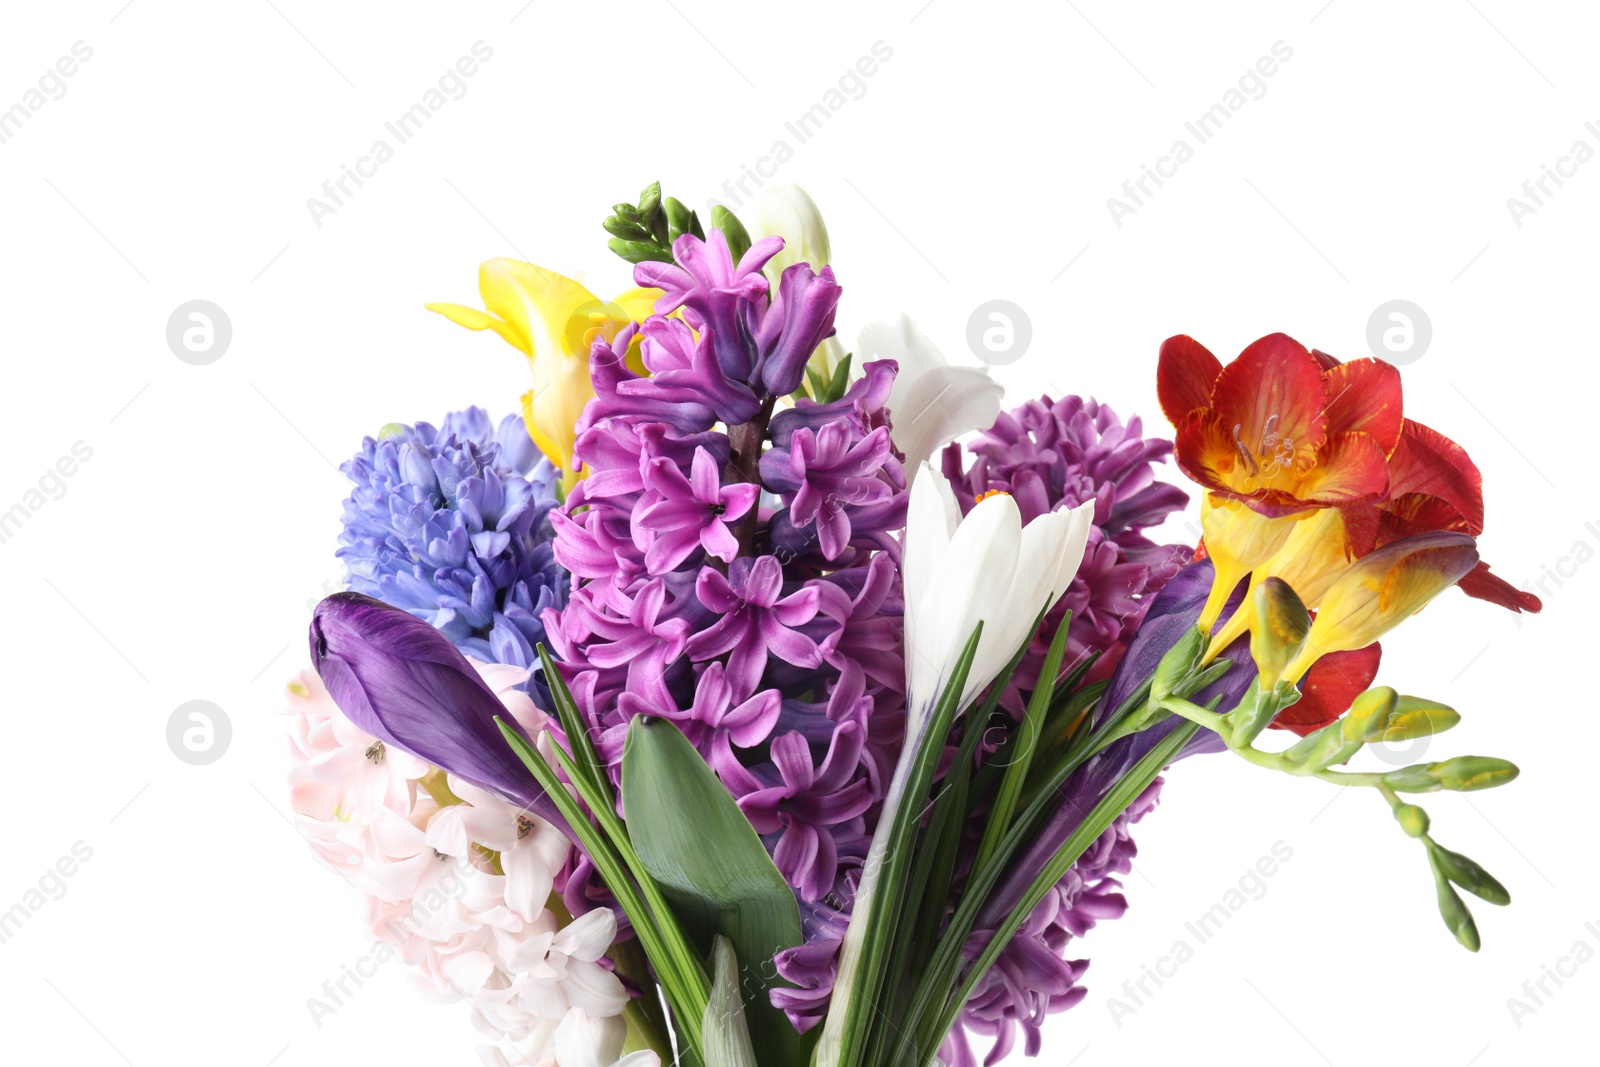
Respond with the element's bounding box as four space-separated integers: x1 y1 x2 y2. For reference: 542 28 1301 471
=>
478 259 605 359
425 301 528 354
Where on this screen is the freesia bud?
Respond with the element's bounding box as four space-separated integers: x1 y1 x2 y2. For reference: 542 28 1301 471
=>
1281 532 1480 682
1341 687 1400 744
1248 577 1310 687
1394 804 1430 838
1382 696 1461 742
748 183 832 280
1429 843 1511 905
310 591 555 821
1431 756 1519 792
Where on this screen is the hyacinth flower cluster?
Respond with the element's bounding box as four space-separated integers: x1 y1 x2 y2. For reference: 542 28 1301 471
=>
337 408 567 669
540 227 906 912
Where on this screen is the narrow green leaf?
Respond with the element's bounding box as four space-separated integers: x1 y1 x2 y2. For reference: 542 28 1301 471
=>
623 717 809 1067
919 722 1201 1058
703 937 759 1067
830 624 982 1067
972 614 1072 875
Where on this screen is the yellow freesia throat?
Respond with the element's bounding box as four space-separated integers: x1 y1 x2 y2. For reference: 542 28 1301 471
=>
426 258 658 493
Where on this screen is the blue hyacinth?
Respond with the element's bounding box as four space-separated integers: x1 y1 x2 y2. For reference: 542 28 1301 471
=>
336 408 567 668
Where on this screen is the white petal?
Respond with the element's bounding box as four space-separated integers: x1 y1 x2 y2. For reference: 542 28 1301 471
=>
865 316 1003 480
551 908 617 962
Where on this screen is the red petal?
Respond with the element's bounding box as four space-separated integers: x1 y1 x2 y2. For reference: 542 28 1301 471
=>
1309 348 1342 370
1457 559 1542 613
1210 333 1329 465
1272 643 1383 736
1157 335 1224 428
1297 431 1391 509
1386 420 1485 535
1172 409 1240 499
1375 492 1473 545
1322 358 1404 456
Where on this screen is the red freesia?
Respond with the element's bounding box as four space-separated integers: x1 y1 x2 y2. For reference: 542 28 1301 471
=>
1159 333 1540 616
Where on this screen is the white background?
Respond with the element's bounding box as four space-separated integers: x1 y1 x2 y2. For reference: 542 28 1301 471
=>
1 1 1595 1064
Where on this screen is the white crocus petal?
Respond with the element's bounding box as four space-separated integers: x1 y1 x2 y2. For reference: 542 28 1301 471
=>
816 466 1095 1067
747 183 831 280
863 315 1003 482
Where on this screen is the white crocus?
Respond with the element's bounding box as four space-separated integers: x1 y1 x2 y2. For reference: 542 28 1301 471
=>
815 465 1094 1067
862 315 1003 484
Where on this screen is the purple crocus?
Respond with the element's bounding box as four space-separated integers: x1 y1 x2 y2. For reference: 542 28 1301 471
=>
309 591 558 824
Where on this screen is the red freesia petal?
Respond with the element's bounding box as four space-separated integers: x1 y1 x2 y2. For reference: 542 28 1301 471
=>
1322 358 1404 456
1209 333 1329 462
1157 335 1224 427
1297 431 1392 508
1385 420 1485 536
1309 348 1342 370
1457 560 1543 612
1272 643 1383 736
1376 492 1474 543
1172 409 1239 499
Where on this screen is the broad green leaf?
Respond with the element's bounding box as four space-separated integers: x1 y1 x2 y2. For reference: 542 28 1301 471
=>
622 717 808 1067
703 937 758 1067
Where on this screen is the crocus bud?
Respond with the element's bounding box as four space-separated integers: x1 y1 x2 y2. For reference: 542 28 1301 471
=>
310 591 555 821
1248 577 1310 688
1282 532 1480 682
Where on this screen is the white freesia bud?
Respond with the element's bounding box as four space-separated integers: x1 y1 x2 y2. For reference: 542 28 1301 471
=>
749 183 831 280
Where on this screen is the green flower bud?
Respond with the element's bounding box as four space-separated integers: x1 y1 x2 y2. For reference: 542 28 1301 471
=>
1433 865 1481 952
1394 804 1430 838
1381 696 1461 742
711 205 752 263
603 216 650 241
1248 577 1310 688
637 181 662 218
607 238 672 265
1429 843 1511 906
1430 756 1519 792
1341 686 1399 744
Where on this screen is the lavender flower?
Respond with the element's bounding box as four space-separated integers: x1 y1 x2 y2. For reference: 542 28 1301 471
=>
336 408 566 668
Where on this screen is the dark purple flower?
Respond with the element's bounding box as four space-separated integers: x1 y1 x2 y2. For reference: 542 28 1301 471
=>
309 591 557 823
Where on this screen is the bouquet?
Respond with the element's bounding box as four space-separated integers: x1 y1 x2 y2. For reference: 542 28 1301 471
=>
283 181 1541 1067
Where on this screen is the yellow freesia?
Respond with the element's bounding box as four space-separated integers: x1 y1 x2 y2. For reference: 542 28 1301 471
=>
426 258 659 493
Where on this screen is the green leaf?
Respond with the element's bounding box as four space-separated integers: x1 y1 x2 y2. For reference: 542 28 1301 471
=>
623 717 808 1067
972 612 1072 875
703 937 759 1067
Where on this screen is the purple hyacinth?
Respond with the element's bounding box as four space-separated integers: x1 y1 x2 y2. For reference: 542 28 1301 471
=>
544 229 907 917
336 408 566 668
